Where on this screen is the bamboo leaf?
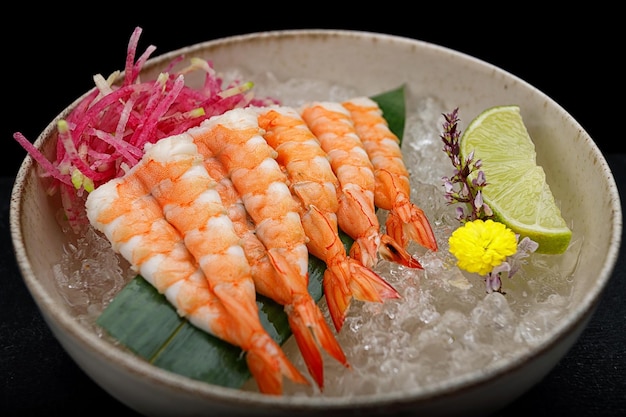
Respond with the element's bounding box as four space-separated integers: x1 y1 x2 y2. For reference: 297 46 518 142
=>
96 85 406 388
96 254 331 387
152 319 250 388
97 277 185 359
371 85 406 141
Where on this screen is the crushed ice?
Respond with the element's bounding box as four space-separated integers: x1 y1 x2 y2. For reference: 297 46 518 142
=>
52 76 580 397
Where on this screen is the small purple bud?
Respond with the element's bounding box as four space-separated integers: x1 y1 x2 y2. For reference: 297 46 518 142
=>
461 182 470 196
474 190 484 208
518 236 539 254
485 273 502 293
483 203 493 217
455 206 464 221
476 170 486 186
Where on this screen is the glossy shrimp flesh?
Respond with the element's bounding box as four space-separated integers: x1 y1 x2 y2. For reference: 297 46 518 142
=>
342 97 438 251
300 101 422 270
197 147 278 299
85 156 307 395
187 107 349 390
257 105 399 332
196 135 348 390
136 135 262 334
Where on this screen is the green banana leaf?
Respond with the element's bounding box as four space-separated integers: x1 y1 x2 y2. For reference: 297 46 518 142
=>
96 85 407 388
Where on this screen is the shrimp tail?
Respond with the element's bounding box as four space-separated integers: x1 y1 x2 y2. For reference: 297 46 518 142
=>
287 294 350 390
347 234 380 271
300 203 399 331
211 289 266 332
386 195 438 252
379 233 423 269
348 261 400 303
377 169 438 252
246 333 309 395
322 262 353 332
324 259 400 332
338 186 380 268
267 249 349 389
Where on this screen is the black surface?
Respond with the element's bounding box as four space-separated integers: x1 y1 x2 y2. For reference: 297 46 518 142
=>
2 7 624 416
3 8 621 179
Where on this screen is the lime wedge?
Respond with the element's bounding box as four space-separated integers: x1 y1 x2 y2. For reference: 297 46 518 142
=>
459 105 572 254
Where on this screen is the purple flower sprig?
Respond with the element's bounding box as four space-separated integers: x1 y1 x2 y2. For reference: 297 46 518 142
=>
486 236 539 293
440 108 493 223
440 108 540 293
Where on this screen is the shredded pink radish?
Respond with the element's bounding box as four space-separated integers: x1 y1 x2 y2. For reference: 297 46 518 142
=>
13 26 279 232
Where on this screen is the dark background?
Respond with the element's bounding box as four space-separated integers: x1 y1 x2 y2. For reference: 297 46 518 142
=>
2 8 620 177
2 6 624 417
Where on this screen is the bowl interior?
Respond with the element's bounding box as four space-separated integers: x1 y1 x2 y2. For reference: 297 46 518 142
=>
10 29 622 414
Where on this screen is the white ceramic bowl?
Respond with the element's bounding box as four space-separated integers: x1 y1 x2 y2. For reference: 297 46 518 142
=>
10 29 622 416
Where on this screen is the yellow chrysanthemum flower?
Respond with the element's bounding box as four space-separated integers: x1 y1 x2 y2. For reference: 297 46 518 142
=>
448 219 518 275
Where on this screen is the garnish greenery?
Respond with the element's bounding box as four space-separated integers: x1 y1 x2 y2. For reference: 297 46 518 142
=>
440 108 493 223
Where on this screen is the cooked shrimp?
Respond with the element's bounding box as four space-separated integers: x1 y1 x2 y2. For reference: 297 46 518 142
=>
300 101 422 270
257 105 399 332
196 138 348 389
342 97 438 251
187 107 349 390
85 163 307 395
136 135 262 332
198 150 276 296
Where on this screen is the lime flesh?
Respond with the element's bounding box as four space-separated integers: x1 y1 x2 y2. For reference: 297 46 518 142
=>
459 105 572 254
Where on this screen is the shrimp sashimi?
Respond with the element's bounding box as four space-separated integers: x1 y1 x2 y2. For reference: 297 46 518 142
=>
198 150 277 298
136 135 261 334
197 138 348 390
257 105 398 332
342 97 438 251
85 168 307 395
187 107 349 390
300 101 421 270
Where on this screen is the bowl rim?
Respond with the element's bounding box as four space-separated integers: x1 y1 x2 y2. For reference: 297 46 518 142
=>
9 28 623 410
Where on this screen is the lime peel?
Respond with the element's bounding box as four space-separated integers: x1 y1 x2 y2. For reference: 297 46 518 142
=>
459 105 572 255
